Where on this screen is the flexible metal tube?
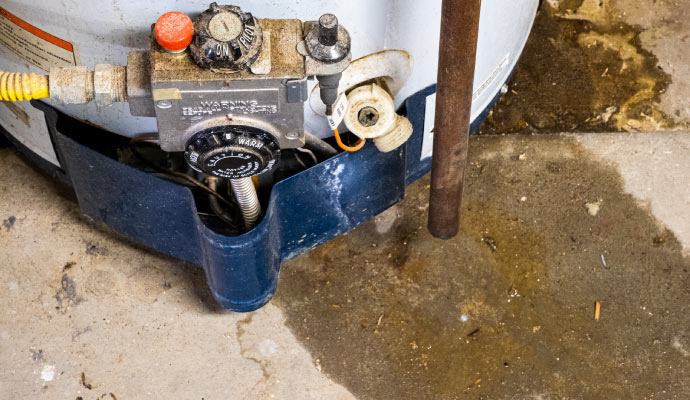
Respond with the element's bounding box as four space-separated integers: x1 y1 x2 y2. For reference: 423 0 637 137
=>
231 177 262 230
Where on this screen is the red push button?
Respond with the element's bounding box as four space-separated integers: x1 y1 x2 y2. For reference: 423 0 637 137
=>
155 12 194 52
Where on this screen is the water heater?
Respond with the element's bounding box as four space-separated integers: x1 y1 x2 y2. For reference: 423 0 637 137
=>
0 0 539 311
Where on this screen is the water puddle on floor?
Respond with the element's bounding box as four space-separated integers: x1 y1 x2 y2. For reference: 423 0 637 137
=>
274 136 690 399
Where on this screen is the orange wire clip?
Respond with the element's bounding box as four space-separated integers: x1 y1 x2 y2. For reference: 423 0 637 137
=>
333 128 365 152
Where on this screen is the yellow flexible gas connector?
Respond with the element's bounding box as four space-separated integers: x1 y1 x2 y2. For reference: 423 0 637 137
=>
0 71 49 101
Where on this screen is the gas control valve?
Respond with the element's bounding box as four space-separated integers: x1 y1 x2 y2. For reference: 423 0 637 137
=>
125 3 352 172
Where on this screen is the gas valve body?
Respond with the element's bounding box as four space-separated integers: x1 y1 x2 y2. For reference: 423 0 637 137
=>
129 3 351 179
147 18 307 154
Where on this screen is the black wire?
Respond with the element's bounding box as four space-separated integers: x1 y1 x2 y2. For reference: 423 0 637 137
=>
128 134 235 208
293 151 308 169
206 177 243 232
296 147 318 166
304 131 338 159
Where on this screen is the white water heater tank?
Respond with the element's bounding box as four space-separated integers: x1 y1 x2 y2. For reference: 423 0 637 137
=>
0 0 539 166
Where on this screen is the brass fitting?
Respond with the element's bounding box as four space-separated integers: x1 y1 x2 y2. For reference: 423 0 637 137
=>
49 65 127 105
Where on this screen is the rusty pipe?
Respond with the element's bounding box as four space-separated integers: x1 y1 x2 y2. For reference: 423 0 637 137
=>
428 0 482 239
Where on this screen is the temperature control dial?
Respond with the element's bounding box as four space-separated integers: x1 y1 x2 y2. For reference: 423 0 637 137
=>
188 3 263 71
184 125 280 179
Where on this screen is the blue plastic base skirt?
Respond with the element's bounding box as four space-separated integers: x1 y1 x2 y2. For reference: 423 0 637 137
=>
1 83 499 312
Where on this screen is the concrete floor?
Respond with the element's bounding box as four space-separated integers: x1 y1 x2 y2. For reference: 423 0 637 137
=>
2 0 690 399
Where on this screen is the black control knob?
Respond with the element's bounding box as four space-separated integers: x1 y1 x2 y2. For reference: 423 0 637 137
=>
305 13 351 64
317 14 338 46
188 3 263 71
184 126 280 179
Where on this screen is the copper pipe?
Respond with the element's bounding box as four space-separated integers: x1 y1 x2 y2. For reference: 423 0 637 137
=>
428 0 482 239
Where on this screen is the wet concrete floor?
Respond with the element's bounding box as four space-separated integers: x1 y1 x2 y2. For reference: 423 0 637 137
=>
275 136 690 399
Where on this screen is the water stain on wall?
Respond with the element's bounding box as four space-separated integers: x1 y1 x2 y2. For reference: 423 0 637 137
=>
274 136 690 399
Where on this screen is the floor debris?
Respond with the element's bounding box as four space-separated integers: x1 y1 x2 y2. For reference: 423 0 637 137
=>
586 201 602 216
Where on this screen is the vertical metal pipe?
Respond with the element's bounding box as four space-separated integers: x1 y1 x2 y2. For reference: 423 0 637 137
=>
428 0 482 239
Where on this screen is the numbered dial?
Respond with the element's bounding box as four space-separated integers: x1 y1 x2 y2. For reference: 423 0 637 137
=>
188 3 263 71
184 126 280 179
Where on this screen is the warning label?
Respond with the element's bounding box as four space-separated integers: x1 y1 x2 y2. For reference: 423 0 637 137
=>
0 6 78 71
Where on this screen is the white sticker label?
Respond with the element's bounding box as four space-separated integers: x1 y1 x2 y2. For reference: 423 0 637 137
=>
473 53 510 102
0 6 79 71
326 94 349 130
421 53 511 161
420 93 436 160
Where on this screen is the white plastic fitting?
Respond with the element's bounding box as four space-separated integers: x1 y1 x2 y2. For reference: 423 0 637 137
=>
343 83 413 153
